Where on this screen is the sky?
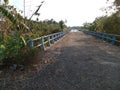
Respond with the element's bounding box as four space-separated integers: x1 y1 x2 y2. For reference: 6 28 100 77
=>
9 0 113 26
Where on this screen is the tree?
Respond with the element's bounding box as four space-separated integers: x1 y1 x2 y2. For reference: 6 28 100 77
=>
102 13 120 34
59 20 64 30
108 0 120 11
114 0 120 6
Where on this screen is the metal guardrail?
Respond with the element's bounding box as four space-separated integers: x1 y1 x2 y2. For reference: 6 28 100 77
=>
83 31 120 45
29 32 66 50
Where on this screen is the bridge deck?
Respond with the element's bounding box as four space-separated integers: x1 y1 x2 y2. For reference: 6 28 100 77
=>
1 32 120 90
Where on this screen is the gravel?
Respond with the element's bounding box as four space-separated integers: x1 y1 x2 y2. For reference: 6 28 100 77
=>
0 31 120 90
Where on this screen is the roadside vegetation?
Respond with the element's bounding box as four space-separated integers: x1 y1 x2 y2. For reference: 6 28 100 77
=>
0 0 67 66
83 0 120 35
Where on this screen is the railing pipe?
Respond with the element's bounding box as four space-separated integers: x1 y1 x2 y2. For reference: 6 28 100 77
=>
29 32 65 50
83 30 120 46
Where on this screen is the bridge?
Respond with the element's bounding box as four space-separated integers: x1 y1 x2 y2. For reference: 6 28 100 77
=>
1 31 120 90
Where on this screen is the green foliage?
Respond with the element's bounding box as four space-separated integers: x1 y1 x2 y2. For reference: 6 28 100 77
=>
0 33 5 61
0 3 67 65
0 31 24 62
26 19 64 35
0 6 17 24
114 0 120 6
6 32 23 57
83 12 120 35
83 22 96 31
103 14 120 34
84 0 120 34
59 20 64 30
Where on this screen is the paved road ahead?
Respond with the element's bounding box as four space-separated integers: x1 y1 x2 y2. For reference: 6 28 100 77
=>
1 32 120 90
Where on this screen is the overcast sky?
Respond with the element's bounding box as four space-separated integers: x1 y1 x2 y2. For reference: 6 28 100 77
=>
9 0 112 26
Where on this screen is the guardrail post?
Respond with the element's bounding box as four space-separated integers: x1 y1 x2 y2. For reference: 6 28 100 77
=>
56 34 58 40
102 34 104 40
40 37 44 50
98 33 101 39
97 33 100 38
30 39 34 48
52 34 54 44
99 33 102 39
106 34 109 43
47 36 51 46
58 33 60 39
112 36 116 45
55 34 57 41
97 33 99 38
95 32 97 38
57 33 60 40
93 32 96 37
90 32 92 36
60 33 62 38
62 33 64 37
96 33 98 38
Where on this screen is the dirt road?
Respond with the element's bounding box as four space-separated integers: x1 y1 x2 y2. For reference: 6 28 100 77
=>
1 32 120 90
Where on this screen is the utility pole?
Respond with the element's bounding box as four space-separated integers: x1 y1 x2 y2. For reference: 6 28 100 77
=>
24 0 25 19
23 0 26 23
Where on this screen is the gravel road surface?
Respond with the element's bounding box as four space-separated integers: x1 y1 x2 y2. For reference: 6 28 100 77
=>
0 31 120 90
